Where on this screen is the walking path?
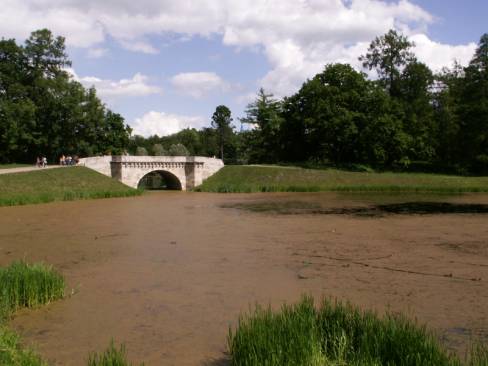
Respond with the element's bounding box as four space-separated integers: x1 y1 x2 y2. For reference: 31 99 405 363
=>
0 165 63 175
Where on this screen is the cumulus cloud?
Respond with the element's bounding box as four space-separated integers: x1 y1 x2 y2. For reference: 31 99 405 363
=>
2 0 478 96
171 72 229 98
68 68 162 99
132 111 206 137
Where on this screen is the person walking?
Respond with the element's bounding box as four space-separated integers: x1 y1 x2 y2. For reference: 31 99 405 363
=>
42 157 47 168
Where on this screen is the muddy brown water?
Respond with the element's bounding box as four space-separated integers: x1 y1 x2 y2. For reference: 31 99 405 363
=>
1 192 488 365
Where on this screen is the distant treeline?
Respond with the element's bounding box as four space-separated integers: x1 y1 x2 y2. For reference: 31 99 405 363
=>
2 29 487 174
0 29 131 163
133 30 488 174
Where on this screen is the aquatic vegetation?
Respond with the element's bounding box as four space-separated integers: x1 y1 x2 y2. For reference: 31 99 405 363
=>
87 341 144 366
0 261 65 318
228 296 488 366
195 165 488 193
0 326 48 366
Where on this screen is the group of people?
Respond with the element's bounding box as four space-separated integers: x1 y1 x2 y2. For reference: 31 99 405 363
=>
36 156 48 168
59 155 79 166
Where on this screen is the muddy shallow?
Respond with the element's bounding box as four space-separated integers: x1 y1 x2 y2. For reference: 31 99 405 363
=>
1 192 488 365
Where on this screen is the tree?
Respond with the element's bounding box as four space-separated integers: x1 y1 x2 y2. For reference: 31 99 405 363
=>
168 143 189 156
399 61 436 160
135 146 148 156
152 143 167 156
458 34 488 171
211 105 233 160
360 29 416 98
240 88 283 163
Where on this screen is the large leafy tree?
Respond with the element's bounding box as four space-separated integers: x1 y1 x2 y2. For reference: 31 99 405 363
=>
281 63 408 165
360 29 416 98
458 34 488 171
0 29 132 163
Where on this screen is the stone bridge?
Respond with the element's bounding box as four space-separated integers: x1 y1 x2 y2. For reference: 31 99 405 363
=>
79 155 224 190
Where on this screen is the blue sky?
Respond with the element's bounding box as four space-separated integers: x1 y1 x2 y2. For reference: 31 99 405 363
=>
1 0 485 136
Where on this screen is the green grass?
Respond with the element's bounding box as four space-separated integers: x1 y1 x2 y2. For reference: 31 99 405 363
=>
0 261 65 319
228 296 488 366
88 341 144 366
0 261 65 365
0 164 31 169
0 326 48 366
0 166 142 207
196 165 488 193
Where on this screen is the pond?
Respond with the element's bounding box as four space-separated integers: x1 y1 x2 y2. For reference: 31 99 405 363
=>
1 192 487 365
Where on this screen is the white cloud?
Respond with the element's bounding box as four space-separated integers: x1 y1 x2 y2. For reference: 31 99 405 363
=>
131 111 206 137
171 72 229 98
410 34 477 72
118 39 159 54
86 47 108 58
2 0 478 96
68 68 162 99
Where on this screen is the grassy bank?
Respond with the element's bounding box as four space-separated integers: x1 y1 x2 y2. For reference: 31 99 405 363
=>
228 296 488 366
0 166 141 207
195 165 488 193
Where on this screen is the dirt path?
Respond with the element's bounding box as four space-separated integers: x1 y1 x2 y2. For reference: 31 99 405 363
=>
0 192 487 365
0 165 63 175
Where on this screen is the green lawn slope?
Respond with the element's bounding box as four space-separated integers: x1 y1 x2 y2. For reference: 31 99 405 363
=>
196 165 488 193
0 166 141 207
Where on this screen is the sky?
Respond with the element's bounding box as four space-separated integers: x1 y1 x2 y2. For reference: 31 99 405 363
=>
1 0 486 136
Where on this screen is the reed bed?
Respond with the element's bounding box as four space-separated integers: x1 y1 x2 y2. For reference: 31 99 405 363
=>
228 296 488 366
0 326 48 366
0 261 65 318
0 167 142 207
87 341 144 366
196 165 488 193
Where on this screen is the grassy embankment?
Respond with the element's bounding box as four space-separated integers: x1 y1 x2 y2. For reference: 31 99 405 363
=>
0 261 141 366
0 166 141 207
229 296 488 366
196 165 488 193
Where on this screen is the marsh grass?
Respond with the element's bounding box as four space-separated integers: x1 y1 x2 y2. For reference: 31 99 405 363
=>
0 261 65 318
87 341 144 366
0 167 142 207
0 326 48 366
228 296 488 366
196 166 488 193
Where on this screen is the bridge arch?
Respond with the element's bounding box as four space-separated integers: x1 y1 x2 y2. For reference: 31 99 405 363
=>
137 170 182 190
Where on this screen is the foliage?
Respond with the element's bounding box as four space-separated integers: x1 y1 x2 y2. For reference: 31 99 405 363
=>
0 166 141 207
168 143 189 156
240 88 283 163
0 29 131 164
228 296 488 366
211 105 234 161
135 147 148 156
151 143 166 156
